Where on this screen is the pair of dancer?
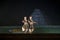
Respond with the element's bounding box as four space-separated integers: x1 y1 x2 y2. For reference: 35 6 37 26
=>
22 16 36 33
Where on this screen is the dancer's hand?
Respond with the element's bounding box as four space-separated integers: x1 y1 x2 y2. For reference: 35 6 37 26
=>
34 22 36 23
22 20 24 23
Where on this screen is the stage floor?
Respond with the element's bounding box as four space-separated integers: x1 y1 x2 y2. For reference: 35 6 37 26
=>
0 26 60 34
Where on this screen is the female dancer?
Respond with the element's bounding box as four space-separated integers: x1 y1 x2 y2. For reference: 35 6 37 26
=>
22 16 29 33
28 16 36 33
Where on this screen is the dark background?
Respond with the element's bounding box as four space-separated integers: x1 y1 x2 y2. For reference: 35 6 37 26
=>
0 0 60 39
0 0 60 26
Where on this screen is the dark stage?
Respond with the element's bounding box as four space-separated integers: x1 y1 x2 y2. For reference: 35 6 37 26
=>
0 26 60 39
0 0 60 39
0 34 60 39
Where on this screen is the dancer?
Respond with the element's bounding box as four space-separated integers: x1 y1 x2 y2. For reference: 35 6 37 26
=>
22 16 29 33
28 16 36 33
